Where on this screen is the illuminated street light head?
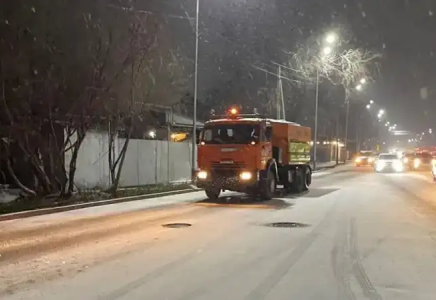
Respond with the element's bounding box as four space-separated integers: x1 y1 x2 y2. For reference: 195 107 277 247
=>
370 100 374 104
325 33 337 44
356 84 362 91
366 104 370 109
360 78 366 84
322 46 332 56
379 109 385 115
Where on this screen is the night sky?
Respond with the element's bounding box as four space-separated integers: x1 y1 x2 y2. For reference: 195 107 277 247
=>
149 0 436 140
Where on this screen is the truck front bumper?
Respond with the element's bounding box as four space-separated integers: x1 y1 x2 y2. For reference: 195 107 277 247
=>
195 170 259 193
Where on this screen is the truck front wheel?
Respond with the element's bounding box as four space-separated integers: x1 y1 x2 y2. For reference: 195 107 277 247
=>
205 188 220 201
260 171 275 200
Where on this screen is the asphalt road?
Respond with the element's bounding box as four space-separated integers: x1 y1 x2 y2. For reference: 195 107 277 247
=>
2 166 436 300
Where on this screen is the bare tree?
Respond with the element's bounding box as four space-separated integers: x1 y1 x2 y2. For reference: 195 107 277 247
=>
0 0 160 199
287 42 381 99
104 14 189 196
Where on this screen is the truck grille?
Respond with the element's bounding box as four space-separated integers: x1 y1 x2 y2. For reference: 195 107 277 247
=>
211 162 246 170
210 162 245 178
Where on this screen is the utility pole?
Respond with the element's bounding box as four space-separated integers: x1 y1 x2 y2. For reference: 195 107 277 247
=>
344 99 350 162
278 65 285 120
191 0 200 180
313 68 320 171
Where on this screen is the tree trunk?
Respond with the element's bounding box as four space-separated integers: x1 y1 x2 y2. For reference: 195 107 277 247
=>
66 130 85 197
109 135 130 197
6 159 36 197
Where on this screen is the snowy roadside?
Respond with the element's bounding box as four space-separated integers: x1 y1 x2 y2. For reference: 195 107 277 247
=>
0 162 349 225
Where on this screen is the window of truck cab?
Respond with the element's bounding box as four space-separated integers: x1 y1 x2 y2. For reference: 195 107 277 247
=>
201 123 260 144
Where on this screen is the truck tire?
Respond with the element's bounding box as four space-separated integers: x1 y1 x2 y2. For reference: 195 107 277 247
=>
293 168 305 193
205 189 220 201
303 167 311 191
260 171 275 200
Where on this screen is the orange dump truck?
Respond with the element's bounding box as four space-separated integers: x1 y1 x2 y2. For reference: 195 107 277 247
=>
196 108 312 200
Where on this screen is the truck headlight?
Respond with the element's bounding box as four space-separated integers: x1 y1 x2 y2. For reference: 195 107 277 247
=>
240 171 252 181
413 158 421 168
197 171 208 179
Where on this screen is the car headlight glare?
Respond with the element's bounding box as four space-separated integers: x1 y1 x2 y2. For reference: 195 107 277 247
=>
375 161 385 171
197 171 208 179
393 160 403 172
368 157 375 163
413 158 421 168
240 171 252 181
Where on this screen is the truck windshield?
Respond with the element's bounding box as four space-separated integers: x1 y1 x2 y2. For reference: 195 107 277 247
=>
201 124 260 144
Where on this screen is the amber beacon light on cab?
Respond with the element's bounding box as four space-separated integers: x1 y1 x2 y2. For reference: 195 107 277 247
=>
195 107 312 200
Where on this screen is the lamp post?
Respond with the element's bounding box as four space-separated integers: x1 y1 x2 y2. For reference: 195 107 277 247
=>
344 79 367 160
313 33 337 171
191 0 200 179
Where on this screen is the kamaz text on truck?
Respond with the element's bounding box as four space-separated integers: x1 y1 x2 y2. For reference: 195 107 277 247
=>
195 107 312 200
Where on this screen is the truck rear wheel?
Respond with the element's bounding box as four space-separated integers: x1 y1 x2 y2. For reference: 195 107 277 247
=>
303 167 311 191
260 171 275 200
205 189 220 201
292 168 306 193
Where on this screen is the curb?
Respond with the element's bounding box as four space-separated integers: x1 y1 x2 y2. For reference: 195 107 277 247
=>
0 188 200 222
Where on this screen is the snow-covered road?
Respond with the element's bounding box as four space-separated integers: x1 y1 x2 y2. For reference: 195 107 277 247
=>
3 165 436 299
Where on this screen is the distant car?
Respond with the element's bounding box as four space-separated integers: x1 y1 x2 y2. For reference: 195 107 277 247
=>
410 152 434 171
374 153 404 173
355 151 376 166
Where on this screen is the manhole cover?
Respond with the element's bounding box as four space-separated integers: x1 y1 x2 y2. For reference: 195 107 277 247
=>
266 222 309 228
162 223 192 228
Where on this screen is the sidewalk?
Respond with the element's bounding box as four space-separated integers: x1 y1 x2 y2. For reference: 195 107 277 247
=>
312 161 342 171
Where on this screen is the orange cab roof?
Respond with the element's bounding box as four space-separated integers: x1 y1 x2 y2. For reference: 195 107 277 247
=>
205 117 303 127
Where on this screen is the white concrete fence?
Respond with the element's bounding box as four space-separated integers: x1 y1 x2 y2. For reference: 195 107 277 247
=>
68 130 195 189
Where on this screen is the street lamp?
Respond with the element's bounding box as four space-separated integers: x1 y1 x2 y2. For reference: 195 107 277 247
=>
322 46 333 56
360 78 366 84
325 33 337 44
356 84 362 91
370 100 374 104
314 32 337 171
379 109 385 115
366 104 370 109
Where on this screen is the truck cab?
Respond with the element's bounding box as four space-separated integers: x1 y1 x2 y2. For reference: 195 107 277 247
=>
196 108 312 200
